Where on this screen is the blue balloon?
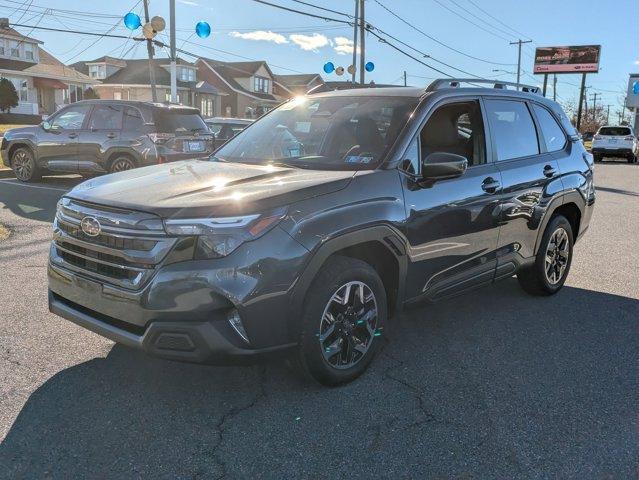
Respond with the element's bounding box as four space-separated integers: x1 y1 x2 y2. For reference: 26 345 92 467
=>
633 81 639 95
123 12 141 30
323 62 335 74
195 21 211 39
365 61 375 72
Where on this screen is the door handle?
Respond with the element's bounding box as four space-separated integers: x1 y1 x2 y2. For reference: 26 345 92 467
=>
481 177 501 193
67 132 78 139
106 133 116 139
543 165 556 178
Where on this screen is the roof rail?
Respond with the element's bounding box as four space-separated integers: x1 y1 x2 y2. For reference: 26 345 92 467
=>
426 78 541 95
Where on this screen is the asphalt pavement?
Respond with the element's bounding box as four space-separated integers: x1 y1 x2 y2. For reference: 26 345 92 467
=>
0 163 638 479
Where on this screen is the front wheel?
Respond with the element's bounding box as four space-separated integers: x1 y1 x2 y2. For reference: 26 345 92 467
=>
108 155 136 174
297 256 387 386
517 215 574 296
11 147 40 182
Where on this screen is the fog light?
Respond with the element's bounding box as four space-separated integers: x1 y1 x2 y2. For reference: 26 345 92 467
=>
228 309 249 344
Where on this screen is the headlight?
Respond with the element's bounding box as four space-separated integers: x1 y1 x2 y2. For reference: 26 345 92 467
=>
164 207 287 259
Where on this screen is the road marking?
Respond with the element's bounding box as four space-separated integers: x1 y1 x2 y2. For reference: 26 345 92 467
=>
18 203 44 213
0 180 69 192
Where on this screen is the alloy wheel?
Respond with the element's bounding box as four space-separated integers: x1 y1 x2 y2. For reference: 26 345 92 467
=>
318 281 378 370
110 158 135 172
13 150 32 181
544 227 570 285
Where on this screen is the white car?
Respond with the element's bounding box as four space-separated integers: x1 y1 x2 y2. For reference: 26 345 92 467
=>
591 125 638 163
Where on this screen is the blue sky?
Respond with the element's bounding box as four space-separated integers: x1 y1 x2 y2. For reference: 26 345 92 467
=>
5 0 638 113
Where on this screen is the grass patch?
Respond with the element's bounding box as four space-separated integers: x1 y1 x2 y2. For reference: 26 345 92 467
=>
0 223 10 241
0 124 29 135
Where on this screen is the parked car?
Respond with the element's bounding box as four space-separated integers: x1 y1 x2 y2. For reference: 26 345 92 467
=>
581 131 594 142
205 117 253 149
48 79 595 386
1 100 214 181
591 125 638 163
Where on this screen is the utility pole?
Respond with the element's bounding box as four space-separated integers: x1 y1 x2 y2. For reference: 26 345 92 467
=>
143 0 157 102
553 74 557 102
358 0 365 85
576 73 587 132
510 39 532 88
605 104 611 124
351 0 359 84
589 92 600 122
169 0 177 103
403 70 407 87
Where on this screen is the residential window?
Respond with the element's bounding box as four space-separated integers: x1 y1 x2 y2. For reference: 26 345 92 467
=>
113 91 122 100
165 90 182 104
88 64 106 79
68 85 83 103
200 97 214 117
0 41 5 56
24 43 34 61
10 40 19 58
19 80 27 102
254 76 269 93
177 67 196 82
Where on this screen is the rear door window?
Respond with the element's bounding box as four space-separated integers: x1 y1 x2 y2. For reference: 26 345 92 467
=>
531 104 566 152
485 99 539 161
599 127 632 136
88 104 123 130
123 107 144 130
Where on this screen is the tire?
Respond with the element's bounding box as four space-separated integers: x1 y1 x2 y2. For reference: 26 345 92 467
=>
517 215 574 296
628 154 636 164
11 146 40 182
108 155 136 174
297 255 387 386
593 154 602 163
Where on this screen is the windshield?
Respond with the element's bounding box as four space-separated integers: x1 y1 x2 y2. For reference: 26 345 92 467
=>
599 127 632 136
215 95 419 170
155 110 208 134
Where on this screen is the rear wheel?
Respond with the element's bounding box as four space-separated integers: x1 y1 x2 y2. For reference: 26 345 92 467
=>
11 147 40 182
297 256 387 386
517 215 574 296
108 155 136 173
593 154 602 163
628 154 636 164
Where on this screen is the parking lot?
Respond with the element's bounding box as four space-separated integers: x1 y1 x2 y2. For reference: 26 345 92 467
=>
0 162 638 478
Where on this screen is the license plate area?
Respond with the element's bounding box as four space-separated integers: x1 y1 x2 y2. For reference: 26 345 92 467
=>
185 140 205 152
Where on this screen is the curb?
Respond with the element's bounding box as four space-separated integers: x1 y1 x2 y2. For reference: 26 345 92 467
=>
0 168 14 179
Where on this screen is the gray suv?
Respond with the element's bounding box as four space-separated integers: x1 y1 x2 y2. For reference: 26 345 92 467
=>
47 80 595 385
1 100 213 181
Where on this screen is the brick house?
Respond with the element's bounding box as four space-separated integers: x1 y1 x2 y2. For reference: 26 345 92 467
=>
71 56 224 117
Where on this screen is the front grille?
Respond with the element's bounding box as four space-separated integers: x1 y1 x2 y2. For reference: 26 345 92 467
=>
52 199 176 290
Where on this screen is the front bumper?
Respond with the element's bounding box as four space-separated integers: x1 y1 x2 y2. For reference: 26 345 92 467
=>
48 226 309 364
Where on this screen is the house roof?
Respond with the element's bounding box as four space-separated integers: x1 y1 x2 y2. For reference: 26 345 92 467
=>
274 74 322 87
0 47 93 83
0 26 42 44
198 57 279 101
71 57 195 87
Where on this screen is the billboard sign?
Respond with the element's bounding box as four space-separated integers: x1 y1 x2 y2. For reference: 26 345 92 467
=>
533 45 601 74
626 74 639 109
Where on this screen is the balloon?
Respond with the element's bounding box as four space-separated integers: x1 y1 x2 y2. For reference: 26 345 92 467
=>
347 65 356 75
335 66 344 76
365 62 375 72
196 21 211 38
123 12 141 30
151 16 166 32
323 62 335 74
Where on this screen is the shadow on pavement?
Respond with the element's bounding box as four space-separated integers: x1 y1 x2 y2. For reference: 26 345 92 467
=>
0 176 83 223
1 281 638 479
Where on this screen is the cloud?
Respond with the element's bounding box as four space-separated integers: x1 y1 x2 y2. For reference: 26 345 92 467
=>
177 0 198 5
333 36 360 56
635 60 639 65
289 33 329 52
229 30 288 44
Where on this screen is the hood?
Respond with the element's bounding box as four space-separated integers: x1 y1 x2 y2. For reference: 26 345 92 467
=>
4 126 40 138
66 160 356 218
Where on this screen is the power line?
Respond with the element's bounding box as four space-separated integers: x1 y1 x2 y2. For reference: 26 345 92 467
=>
287 0 352 18
430 0 513 42
465 0 534 42
372 0 516 66
449 0 518 39
249 0 351 25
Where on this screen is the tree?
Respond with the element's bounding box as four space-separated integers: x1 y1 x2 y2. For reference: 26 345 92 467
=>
83 87 100 99
0 77 19 113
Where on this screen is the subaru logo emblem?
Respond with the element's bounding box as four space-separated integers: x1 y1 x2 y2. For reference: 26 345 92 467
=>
80 216 101 237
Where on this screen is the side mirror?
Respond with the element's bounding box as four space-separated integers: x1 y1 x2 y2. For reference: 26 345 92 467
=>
41 121 51 131
421 152 468 180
